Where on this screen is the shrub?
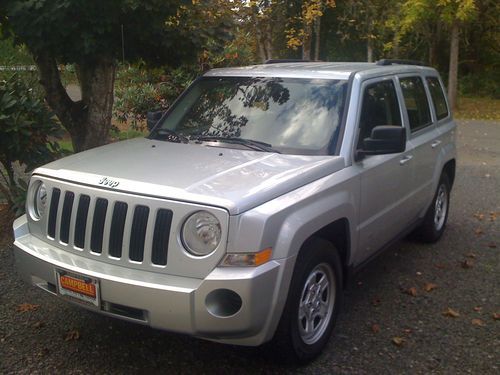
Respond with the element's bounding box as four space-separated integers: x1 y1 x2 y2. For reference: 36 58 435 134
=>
0 72 63 214
113 64 195 131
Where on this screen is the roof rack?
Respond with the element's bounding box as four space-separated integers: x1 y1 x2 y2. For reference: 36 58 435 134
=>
265 59 311 64
376 59 426 66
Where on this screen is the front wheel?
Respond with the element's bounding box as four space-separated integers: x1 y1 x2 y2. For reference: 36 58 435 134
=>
272 237 343 363
415 173 451 243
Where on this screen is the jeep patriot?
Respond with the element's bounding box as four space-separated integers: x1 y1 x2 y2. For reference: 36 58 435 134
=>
13 60 456 362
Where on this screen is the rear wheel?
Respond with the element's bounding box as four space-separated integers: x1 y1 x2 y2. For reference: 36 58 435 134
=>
272 237 343 363
415 173 451 243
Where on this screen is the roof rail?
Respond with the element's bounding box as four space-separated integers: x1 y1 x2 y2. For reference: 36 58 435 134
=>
376 59 426 66
265 59 311 64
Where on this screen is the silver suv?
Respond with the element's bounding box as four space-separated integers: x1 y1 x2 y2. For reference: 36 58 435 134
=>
13 60 456 362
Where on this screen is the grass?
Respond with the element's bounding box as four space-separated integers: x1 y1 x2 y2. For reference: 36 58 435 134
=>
454 97 500 120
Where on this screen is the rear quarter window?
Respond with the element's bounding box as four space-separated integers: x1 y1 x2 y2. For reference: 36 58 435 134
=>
426 77 449 120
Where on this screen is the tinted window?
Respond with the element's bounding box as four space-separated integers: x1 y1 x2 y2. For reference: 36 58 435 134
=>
155 77 348 155
357 80 402 149
426 77 449 120
400 77 432 132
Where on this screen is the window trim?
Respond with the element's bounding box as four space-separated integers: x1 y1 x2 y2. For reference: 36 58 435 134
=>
396 74 434 134
352 75 408 158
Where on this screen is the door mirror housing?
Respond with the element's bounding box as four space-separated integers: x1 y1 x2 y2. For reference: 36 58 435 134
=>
356 125 406 160
146 110 166 131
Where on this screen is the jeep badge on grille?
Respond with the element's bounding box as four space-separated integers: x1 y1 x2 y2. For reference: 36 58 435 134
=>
98 177 120 188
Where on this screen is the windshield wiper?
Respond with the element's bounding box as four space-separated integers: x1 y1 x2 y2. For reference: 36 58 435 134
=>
191 136 281 153
152 128 189 143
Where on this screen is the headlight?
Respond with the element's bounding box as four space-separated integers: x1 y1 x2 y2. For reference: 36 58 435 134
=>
181 211 221 256
29 181 47 220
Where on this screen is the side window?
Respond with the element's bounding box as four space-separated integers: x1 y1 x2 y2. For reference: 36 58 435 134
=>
426 77 449 120
357 80 402 149
399 77 432 132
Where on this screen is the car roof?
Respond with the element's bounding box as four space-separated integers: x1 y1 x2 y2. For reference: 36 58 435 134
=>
204 62 438 80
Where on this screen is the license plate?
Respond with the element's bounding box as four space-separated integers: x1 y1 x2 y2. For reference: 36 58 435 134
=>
56 270 100 307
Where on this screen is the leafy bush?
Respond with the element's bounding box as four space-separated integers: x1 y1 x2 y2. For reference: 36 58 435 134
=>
0 73 63 214
113 64 195 131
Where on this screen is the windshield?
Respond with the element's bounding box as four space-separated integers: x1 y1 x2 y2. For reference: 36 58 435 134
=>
151 76 348 155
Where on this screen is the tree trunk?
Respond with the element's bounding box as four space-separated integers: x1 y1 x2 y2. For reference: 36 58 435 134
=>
264 24 274 60
367 38 374 62
314 18 321 61
34 52 116 153
74 59 116 152
448 21 459 111
302 23 312 60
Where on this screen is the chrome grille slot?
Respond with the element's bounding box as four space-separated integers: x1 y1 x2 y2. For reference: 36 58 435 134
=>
47 188 61 239
108 201 128 258
74 195 90 248
90 198 108 253
59 191 75 244
129 205 149 262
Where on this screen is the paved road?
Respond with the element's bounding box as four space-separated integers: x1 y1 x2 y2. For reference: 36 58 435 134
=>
1 120 498 374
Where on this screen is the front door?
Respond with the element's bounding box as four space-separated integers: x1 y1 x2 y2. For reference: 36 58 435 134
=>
354 77 415 259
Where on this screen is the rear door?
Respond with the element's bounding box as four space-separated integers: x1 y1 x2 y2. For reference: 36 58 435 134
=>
396 75 440 216
354 77 415 259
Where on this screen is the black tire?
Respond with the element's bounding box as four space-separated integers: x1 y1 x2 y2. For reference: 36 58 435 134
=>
271 237 343 364
415 173 451 243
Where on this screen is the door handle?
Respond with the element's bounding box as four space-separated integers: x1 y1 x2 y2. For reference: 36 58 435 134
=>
400 155 413 165
431 140 442 148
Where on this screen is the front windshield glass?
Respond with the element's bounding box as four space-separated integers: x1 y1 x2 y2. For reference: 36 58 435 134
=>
152 76 348 155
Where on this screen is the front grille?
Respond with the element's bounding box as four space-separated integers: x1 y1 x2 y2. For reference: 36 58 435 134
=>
47 188 172 266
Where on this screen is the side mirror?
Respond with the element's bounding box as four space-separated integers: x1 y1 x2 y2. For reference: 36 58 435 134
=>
356 125 406 160
146 110 166 131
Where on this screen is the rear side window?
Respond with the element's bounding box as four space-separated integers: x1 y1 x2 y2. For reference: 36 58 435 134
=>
426 77 449 120
399 77 432 132
357 80 402 149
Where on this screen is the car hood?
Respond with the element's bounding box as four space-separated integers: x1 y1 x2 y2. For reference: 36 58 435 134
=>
35 138 345 214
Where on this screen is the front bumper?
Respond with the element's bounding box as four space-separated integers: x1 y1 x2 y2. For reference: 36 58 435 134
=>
13 215 294 346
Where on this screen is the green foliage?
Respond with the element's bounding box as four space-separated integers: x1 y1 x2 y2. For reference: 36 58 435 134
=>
0 72 63 213
0 0 232 67
113 64 195 130
0 37 33 65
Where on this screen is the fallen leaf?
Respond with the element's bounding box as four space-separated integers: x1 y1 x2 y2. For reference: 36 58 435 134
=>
403 328 412 334
424 283 438 292
17 303 40 313
489 212 497 221
392 337 405 347
371 324 380 333
465 252 477 259
473 213 484 221
474 228 484 235
461 259 474 269
471 318 486 327
487 242 497 249
473 306 482 312
64 329 80 341
484 173 490 178
32 321 45 329
404 287 418 297
416 271 422 276
371 297 381 306
443 308 460 318
493 313 500 320
435 263 447 269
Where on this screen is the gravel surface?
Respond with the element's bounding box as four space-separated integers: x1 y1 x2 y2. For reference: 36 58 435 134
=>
1 120 499 374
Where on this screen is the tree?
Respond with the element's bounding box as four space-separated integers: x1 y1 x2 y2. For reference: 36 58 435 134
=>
399 0 476 109
0 0 231 152
285 0 336 60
